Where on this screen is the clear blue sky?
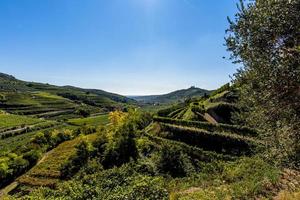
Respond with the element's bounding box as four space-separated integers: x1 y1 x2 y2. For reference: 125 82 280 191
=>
0 0 239 95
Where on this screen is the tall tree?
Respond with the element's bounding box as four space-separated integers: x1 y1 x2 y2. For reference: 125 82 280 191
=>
226 0 300 167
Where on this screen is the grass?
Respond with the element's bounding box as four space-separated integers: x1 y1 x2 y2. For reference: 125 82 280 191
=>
67 114 109 126
18 133 99 188
0 113 42 129
34 92 66 100
170 157 280 200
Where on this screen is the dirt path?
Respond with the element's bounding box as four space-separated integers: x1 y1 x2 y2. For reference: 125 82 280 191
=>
203 113 218 124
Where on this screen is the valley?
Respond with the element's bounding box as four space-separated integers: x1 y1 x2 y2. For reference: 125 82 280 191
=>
1 0 299 199
0 73 298 199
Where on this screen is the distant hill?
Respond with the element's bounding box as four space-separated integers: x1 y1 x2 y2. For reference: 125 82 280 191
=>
130 86 211 104
0 73 136 119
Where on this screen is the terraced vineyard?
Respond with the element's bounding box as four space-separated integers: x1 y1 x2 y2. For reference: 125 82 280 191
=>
0 92 79 119
147 86 260 162
157 84 239 125
151 120 261 156
149 97 263 160
17 133 98 190
0 113 42 129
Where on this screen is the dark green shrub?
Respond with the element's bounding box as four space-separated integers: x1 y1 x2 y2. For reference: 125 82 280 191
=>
75 107 90 117
23 150 41 166
11 156 29 175
155 144 195 177
60 139 93 179
32 132 47 146
102 128 138 168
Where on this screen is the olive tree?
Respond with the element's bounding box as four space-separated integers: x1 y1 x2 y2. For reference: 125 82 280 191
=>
226 0 300 167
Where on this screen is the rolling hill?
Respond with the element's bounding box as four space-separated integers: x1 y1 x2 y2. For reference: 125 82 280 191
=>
0 73 136 119
130 86 211 104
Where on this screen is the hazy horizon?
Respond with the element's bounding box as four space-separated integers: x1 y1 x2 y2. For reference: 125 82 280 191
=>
0 0 240 95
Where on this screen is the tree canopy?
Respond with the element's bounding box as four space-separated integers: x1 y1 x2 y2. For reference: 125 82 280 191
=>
226 0 300 167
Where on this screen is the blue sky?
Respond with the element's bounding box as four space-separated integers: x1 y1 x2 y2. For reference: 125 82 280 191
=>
0 0 239 95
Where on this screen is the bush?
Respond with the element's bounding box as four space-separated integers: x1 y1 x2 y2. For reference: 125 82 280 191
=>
23 150 41 166
60 139 94 179
102 126 138 168
155 144 195 177
31 132 47 146
75 107 90 117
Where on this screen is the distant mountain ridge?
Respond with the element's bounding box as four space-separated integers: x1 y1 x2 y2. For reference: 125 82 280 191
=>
130 86 211 104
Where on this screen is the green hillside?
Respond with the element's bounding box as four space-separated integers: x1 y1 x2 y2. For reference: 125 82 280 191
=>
5 108 286 200
0 77 298 200
0 73 136 119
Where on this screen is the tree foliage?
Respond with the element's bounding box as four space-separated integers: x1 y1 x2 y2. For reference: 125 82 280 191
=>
226 0 300 166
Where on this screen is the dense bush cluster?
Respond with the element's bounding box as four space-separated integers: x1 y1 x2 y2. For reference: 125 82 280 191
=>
226 0 300 167
155 144 195 177
60 109 152 178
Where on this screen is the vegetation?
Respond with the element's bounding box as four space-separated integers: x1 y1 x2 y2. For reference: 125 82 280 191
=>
154 116 258 137
1 1 299 198
0 73 136 120
6 109 282 199
67 114 109 127
18 133 98 189
0 125 77 188
0 113 41 129
158 123 260 156
226 0 300 167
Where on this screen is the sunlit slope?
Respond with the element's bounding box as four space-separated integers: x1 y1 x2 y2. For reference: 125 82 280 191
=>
0 73 136 118
157 84 238 124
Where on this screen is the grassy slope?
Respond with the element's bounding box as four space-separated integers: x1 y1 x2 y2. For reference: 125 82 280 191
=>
67 114 109 126
0 73 136 118
0 113 42 128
